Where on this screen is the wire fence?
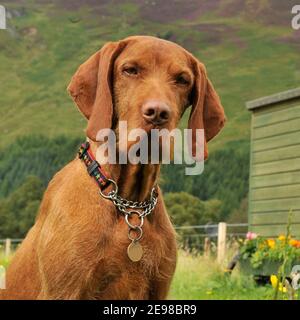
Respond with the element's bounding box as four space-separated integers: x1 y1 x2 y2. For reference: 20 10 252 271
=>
0 222 249 260
174 222 248 254
0 238 23 257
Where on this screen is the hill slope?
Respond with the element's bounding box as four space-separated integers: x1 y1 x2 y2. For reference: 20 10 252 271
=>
0 0 299 150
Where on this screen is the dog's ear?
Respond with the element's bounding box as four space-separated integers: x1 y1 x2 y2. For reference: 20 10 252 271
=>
67 41 126 140
188 60 226 160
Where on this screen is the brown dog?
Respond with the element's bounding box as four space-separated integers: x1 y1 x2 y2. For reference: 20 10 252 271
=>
1 36 225 300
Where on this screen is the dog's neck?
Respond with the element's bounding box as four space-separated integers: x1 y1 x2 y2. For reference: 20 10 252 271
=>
89 140 160 202
106 163 160 201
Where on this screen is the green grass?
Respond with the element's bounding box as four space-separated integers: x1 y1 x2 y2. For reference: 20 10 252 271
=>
1 250 274 300
0 252 11 269
0 1 299 151
170 250 273 300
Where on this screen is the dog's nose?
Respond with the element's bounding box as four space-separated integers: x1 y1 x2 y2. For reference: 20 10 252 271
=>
142 100 171 125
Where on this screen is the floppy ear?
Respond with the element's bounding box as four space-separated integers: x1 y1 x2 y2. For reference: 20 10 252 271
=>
188 61 226 160
67 41 126 140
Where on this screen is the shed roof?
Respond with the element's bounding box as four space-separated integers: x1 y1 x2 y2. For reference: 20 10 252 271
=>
246 87 300 111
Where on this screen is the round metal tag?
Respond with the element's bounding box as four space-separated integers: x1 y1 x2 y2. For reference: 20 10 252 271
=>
127 241 143 262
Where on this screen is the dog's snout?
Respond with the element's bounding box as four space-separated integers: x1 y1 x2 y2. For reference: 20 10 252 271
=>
142 100 171 125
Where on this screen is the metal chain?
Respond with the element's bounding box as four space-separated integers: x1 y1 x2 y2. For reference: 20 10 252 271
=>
99 179 158 242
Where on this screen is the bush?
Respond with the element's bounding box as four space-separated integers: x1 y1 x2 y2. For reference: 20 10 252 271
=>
0 176 44 238
165 192 222 227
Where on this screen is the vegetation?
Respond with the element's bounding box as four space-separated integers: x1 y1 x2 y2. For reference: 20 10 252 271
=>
240 233 300 270
0 176 43 238
1 1 299 150
0 252 11 269
165 192 222 227
0 135 81 238
0 249 275 300
239 214 300 300
0 135 249 238
0 135 82 198
0 0 298 301
162 139 250 219
170 251 274 300
0 1 299 238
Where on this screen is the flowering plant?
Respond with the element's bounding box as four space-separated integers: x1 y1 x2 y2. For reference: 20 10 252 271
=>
239 233 300 269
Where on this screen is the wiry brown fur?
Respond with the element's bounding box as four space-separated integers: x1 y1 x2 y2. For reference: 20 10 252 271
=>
1 36 225 300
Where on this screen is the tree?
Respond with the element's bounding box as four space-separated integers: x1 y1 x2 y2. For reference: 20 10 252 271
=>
164 192 222 249
161 139 249 220
0 134 82 198
0 176 44 238
164 192 222 227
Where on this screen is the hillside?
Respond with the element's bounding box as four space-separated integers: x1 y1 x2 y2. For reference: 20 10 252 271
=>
0 1 300 232
0 0 299 149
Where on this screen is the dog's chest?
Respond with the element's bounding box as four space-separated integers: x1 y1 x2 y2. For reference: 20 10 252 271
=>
94 217 174 299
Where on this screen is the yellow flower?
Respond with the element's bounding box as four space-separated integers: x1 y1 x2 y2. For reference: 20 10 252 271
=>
289 239 298 246
270 275 287 293
270 274 277 287
278 235 286 241
267 239 275 248
279 284 287 293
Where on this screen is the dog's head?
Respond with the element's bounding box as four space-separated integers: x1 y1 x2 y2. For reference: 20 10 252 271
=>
68 36 225 159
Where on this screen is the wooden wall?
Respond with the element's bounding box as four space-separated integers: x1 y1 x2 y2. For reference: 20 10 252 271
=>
247 89 300 237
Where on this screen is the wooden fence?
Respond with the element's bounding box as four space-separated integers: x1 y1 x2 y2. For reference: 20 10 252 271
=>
174 222 248 263
0 238 23 258
0 223 248 264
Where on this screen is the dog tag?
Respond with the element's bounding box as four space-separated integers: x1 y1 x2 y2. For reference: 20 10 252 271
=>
127 241 143 262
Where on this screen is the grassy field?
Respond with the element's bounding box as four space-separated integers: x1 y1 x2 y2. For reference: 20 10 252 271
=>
0 252 10 269
170 251 274 300
0 250 275 300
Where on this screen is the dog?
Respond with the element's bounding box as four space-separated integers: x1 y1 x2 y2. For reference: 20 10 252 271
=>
1 36 225 300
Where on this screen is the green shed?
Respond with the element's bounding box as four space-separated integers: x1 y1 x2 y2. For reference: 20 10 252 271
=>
246 88 300 237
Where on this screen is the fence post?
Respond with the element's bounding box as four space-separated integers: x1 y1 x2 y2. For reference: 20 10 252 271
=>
204 237 211 258
217 222 227 264
5 238 11 257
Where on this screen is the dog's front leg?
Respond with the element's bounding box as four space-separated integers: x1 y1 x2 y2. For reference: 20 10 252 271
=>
149 254 177 300
149 278 173 300
36 220 107 300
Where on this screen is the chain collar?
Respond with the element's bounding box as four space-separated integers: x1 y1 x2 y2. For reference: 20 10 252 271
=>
99 179 158 242
78 141 159 261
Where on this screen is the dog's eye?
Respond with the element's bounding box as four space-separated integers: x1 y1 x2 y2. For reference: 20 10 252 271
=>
122 66 138 76
175 74 190 86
